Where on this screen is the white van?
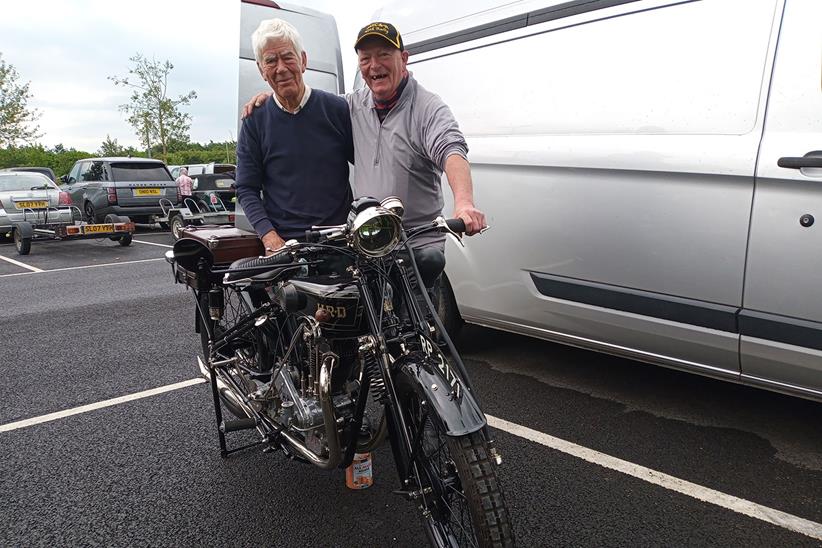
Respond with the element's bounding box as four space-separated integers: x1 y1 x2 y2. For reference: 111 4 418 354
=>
235 0 346 232
370 0 822 402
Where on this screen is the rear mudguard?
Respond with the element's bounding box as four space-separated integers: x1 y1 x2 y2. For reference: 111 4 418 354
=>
393 345 486 437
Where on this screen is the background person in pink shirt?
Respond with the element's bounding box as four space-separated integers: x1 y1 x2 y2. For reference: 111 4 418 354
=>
175 167 193 198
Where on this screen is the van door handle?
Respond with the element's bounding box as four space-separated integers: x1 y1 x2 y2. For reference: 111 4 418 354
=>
778 152 822 169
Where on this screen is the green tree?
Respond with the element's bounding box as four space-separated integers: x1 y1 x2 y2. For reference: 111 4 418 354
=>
109 54 197 161
0 53 42 147
98 134 124 157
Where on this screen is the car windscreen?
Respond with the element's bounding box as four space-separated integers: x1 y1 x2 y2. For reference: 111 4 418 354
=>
110 163 173 182
0 174 56 191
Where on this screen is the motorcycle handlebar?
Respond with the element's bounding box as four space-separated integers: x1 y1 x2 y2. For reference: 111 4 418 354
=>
444 217 466 234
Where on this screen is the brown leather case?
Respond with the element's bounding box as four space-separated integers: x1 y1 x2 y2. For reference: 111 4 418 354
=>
180 225 263 265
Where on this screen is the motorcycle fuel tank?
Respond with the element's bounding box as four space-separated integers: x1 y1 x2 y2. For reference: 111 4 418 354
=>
289 275 365 334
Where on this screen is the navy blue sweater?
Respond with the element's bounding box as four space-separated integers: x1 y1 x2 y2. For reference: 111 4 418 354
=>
235 89 353 240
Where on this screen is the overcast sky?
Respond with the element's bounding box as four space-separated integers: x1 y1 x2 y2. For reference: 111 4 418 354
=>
0 0 382 152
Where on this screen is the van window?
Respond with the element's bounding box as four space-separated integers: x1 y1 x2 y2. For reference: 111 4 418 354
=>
408 0 778 136
110 163 172 182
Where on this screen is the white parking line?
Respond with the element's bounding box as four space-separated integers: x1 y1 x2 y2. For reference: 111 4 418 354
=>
0 379 205 433
0 377 818 541
0 257 166 278
486 415 822 542
0 254 44 272
132 239 173 248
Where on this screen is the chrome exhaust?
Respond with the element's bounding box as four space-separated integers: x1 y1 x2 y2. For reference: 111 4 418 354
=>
279 355 341 470
197 355 342 470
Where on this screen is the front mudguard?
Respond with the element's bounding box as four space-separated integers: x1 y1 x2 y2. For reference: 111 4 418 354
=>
394 350 486 437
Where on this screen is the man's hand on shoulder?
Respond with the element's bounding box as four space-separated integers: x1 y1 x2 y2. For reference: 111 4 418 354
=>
453 202 487 236
261 230 286 256
242 92 274 119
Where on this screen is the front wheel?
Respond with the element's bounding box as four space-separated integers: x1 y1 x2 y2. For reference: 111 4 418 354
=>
397 379 515 547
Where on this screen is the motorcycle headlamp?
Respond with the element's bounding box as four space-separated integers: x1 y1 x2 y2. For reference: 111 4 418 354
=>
351 206 402 258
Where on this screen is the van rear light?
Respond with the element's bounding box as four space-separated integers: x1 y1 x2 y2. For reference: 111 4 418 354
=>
58 191 72 206
107 187 117 204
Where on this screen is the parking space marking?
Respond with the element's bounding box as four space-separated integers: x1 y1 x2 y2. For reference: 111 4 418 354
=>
0 254 44 273
133 239 173 248
2 376 819 541
0 378 205 433
0 257 166 278
486 415 822 541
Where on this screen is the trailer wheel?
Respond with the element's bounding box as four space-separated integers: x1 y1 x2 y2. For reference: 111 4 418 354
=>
170 215 186 240
13 227 32 256
118 233 133 247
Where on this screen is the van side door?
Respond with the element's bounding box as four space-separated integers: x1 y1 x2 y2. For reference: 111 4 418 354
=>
741 0 822 399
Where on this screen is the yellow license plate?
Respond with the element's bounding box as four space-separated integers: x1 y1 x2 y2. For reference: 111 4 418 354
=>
134 188 161 196
15 200 48 209
84 224 114 233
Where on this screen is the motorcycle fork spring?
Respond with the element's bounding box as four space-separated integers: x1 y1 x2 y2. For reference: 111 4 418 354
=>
362 350 387 403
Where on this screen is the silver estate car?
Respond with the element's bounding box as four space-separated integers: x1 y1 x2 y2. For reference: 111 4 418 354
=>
0 172 74 235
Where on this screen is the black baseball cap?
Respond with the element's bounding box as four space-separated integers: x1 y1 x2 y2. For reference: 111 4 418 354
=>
354 22 404 51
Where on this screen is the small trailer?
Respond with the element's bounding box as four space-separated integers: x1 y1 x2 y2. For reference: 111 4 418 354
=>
10 208 135 255
157 174 237 239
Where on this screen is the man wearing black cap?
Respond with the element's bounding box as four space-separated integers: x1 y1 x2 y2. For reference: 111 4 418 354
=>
243 21 487 252
348 21 486 251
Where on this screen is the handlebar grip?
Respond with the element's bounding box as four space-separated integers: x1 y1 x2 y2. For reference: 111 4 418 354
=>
305 229 322 243
445 218 466 234
230 249 293 271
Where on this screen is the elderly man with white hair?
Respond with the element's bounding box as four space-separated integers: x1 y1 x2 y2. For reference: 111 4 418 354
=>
235 18 354 254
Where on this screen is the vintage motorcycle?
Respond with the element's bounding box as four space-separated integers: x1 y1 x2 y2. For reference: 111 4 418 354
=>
166 197 515 547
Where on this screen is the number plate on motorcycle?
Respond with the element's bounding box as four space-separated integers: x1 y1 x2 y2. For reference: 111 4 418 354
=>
134 188 161 196
83 223 114 233
15 200 48 209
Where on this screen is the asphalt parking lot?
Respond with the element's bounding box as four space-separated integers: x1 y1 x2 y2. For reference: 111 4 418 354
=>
1 229 821 547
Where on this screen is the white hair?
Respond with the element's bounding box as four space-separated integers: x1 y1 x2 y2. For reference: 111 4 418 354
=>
251 18 304 63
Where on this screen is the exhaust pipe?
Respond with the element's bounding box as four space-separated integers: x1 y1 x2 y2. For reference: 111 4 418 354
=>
197 355 342 470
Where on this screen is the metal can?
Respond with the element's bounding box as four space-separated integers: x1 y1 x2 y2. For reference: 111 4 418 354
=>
345 452 373 489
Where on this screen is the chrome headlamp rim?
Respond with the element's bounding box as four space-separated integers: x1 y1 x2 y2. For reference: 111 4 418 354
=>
350 206 403 258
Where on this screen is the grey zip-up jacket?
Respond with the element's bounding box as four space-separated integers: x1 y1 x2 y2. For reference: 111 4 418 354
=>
346 74 468 248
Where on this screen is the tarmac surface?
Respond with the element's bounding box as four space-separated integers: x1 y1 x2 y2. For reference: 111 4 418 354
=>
1 228 820 547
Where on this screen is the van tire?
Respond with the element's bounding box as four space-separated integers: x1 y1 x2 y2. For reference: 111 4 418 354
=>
437 274 463 343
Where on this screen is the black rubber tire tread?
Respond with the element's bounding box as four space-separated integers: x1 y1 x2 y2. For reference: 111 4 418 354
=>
118 233 132 246
396 364 515 547
446 431 516 548
14 231 31 255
